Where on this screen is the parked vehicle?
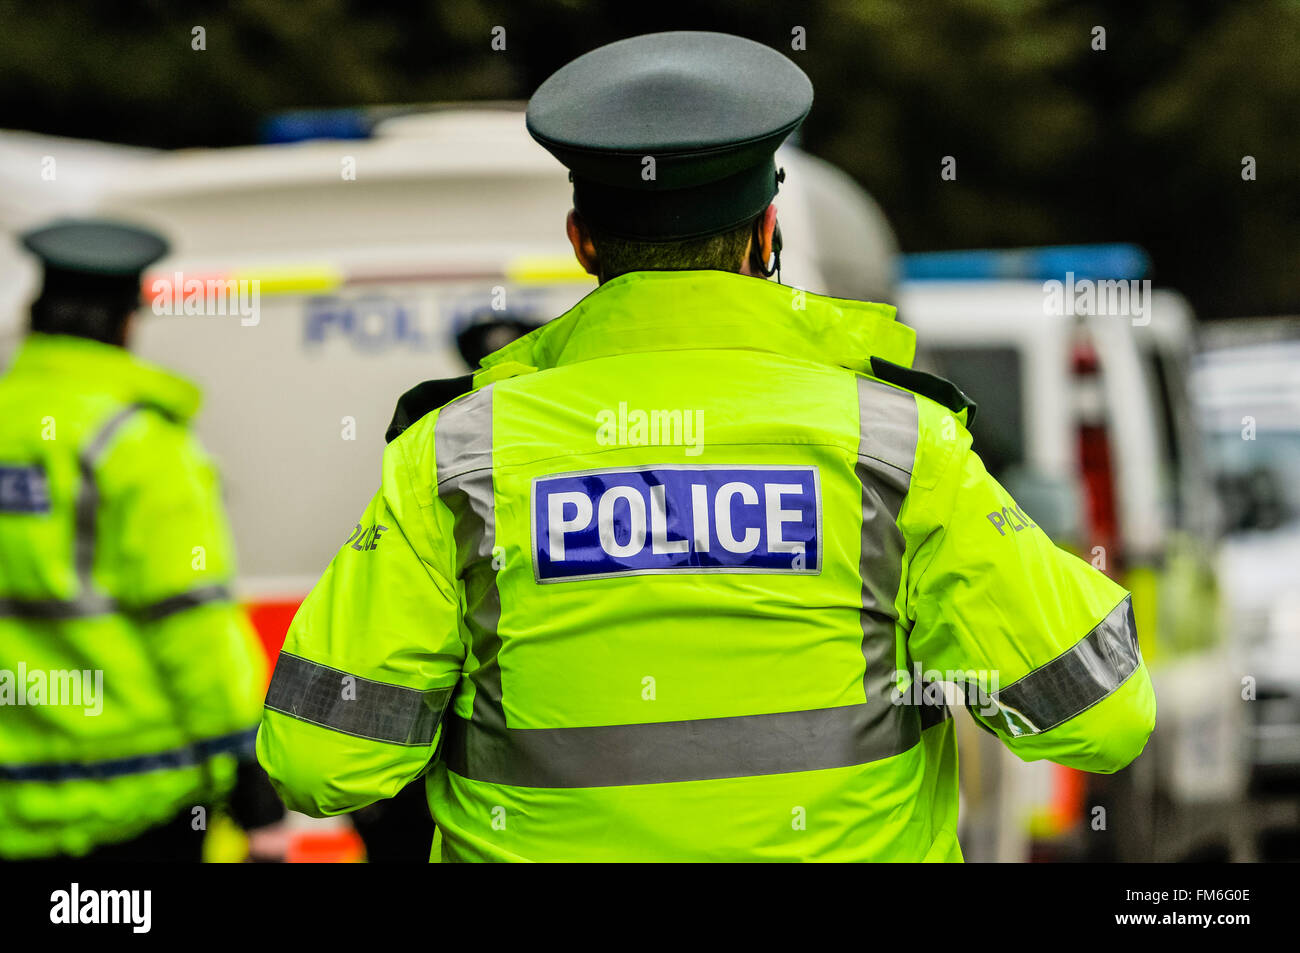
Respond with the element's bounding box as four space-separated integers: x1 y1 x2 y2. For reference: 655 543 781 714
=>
1194 322 1300 796
898 248 1243 861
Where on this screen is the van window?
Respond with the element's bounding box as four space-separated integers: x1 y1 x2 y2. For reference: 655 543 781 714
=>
920 345 1025 480
1144 351 1181 473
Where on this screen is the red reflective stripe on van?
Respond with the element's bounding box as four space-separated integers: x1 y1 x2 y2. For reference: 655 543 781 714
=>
142 272 232 308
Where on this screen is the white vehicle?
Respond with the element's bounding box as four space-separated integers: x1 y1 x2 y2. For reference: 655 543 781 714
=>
1194 322 1300 798
898 251 1243 861
0 107 900 860
0 130 157 348
3 108 899 609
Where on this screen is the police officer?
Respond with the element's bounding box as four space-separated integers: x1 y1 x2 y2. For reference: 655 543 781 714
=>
0 219 284 861
259 32 1155 861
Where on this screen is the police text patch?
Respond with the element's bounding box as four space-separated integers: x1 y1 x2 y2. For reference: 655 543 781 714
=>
532 465 821 582
0 465 50 514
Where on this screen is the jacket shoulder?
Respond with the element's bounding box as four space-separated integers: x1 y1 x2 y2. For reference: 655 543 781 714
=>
868 356 977 425
93 400 202 472
385 374 475 444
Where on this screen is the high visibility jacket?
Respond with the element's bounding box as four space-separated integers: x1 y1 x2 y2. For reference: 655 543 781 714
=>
258 270 1156 862
0 333 265 859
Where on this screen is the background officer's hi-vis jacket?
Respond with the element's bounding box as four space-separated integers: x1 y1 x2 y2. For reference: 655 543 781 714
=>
258 270 1157 862
0 333 266 859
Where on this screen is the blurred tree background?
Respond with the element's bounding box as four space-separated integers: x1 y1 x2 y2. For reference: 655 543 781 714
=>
0 0 1296 317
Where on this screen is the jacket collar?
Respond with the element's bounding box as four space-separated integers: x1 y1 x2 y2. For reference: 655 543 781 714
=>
8 333 201 422
478 270 914 381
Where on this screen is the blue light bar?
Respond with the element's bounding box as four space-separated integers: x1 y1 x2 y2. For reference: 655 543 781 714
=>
260 109 373 144
901 244 1150 282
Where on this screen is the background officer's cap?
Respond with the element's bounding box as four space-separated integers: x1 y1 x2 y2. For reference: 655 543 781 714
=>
526 31 813 242
22 218 168 303
20 218 168 341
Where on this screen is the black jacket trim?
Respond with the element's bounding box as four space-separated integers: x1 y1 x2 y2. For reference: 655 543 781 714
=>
869 356 977 426
385 374 475 444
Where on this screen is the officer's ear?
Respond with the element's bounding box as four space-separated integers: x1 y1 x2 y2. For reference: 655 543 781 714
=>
566 210 600 280
744 204 780 278
117 311 135 348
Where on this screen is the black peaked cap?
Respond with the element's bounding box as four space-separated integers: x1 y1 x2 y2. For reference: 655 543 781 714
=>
526 31 813 241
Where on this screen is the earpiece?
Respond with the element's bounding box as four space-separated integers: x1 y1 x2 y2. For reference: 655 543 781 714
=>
752 219 783 280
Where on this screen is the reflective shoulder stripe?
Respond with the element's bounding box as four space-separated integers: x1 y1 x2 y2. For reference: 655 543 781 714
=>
855 375 918 484
854 375 919 764
264 651 452 747
0 405 151 620
990 595 1141 736
0 726 256 782
75 403 147 583
433 384 505 728
434 384 495 488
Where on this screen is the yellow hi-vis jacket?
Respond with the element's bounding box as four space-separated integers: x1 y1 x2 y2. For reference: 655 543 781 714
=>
0 333 265 859
258 270 1156 861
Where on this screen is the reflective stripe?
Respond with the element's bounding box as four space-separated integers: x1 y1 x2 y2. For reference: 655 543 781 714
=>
990 596 1141 736
444 702 917 788
0 727 256 782
136 584 232 622
0 594 118 619
264 651 452 747
0 586 232 621
857 377 919 481
855 375 920 757
433 386 506 731
74 404 144 583
856 381 954 735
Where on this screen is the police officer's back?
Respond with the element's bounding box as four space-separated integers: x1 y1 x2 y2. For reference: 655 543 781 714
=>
258 33 1156 861
0 220 279 860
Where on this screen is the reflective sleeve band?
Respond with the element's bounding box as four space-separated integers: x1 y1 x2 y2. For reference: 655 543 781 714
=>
264 651 452 747
0 726 256 782
989 596 1140 736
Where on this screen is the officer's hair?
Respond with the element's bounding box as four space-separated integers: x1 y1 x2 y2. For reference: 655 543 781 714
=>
590 218 754 282
30 296 131 346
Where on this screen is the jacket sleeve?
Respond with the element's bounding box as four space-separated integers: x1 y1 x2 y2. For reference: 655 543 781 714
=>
256 427 465 817
105 411 266 750
900 401 1156 774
